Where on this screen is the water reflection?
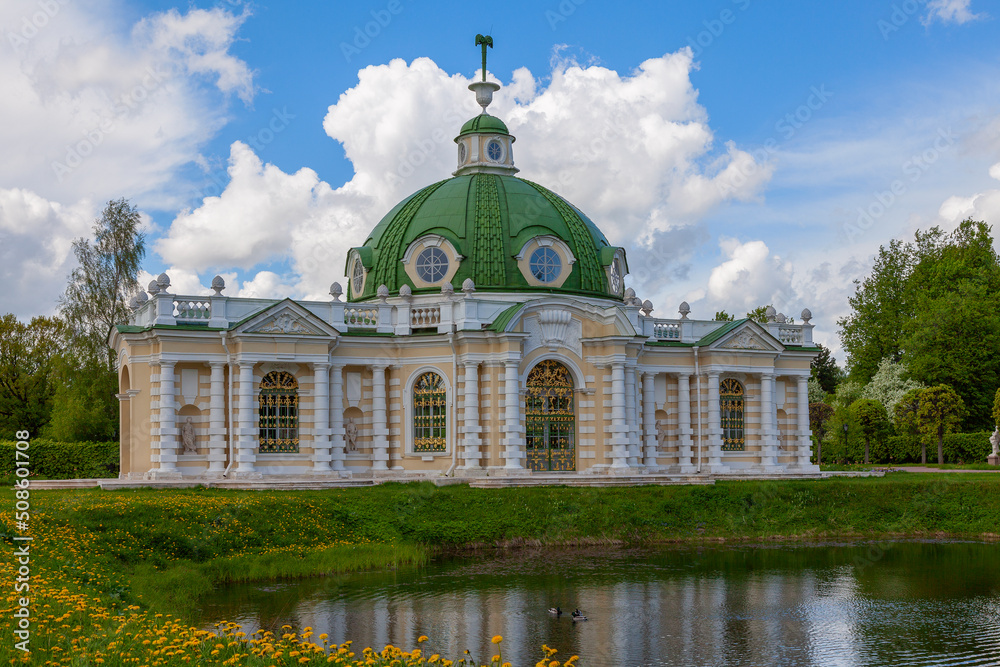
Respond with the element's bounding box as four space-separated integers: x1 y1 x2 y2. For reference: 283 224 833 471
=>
197 541 1000 666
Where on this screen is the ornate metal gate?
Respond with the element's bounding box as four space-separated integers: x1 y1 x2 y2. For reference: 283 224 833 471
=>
525 360 576 471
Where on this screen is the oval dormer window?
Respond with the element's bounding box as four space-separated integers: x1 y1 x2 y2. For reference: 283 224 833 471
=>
416 246 449 283
458 142 467 164
609 258 622 295
351 259 365 295
486 139 503 162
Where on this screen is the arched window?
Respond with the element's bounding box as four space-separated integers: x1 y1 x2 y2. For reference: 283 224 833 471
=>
259 371 299 453
720 378 745 451
413 372 447 452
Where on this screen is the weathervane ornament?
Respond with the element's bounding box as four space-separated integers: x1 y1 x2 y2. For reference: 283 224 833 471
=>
475 34 493 82
469 34 500 113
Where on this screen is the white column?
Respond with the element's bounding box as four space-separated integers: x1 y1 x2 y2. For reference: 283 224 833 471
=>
206 361 227 475
676 373 695 472
158 361 178 473
625 365 640 467
460 361 483 472
312 361 332 473
759 373 778 469
329 363 346 472
641 371 658 467
502 360 524 469
371 364 389 471
610 360 630 470
706 371 723 470
235 362 257 475
796 375 815 469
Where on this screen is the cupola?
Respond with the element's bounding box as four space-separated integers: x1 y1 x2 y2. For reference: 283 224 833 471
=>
453 34 517 177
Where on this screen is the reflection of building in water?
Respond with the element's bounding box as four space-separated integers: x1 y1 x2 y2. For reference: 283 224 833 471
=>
209 567 871 666
113 37 821 484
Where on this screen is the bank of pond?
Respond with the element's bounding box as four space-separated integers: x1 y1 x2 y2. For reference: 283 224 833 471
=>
3 474 1000 666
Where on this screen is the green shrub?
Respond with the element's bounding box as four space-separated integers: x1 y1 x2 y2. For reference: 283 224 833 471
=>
885 435 921 463
0 439 118 479
942 431 992 464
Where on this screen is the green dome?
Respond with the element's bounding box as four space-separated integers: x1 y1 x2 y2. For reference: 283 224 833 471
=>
347 174 623 301
459 114 509 137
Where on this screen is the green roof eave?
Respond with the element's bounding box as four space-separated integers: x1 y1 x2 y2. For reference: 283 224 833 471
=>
116 324 147 334
645 340 695 347
784 345 821 352
342 329 395 337
694 318 748 347
486 302 525 332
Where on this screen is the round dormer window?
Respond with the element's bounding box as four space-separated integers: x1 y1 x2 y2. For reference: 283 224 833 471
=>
529 247 561 283
486 139 503 162
416 247 449 283
458 142 467 164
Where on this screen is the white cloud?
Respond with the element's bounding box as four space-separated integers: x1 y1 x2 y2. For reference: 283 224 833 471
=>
704 239 794 316
0 2 254 205
0 2 255 318
0 189 95 317
155 141 372 300
934 160 1000 241
922 0 986 25
159 51 772 303
133 7 255 105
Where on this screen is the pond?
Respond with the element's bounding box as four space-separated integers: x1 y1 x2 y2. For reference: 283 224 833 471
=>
196 541 1000 666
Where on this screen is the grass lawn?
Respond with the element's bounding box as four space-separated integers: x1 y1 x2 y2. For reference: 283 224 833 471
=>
3 475 998 666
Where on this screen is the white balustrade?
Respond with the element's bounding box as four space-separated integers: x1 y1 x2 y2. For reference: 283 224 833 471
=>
173 299 211 321
411 306 441 327
778 326 803 345
653 321 681 340
344 307 378 328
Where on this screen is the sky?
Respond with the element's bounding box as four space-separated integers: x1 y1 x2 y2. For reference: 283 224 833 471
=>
2 0 1000 360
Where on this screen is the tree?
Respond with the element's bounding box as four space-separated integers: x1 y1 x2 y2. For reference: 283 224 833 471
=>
810 343 842 395
714 311 735 322
838 238 912 383
902 278 1000 431
861 357 924 415
894 387 923 462
839 220 1000 429
0 315 67 439
809 402 834 464
52 198 145 441
746 305 770 323
59 198 146 364
807 377 826 404
916 385 964 465
850 398 889 464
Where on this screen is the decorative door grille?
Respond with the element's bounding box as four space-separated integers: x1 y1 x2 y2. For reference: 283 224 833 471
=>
259 371 299 453
413 372 447 452
525 360 576 471
720 378 745 451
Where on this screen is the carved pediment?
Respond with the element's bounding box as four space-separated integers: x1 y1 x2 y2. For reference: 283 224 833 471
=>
248 312 324 335
233 299 339 337
721 330 769 350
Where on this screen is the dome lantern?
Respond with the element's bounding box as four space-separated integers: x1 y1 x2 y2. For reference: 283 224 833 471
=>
454 34 517 177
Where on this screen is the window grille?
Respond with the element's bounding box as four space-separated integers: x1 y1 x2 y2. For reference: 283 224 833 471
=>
259 371 299 453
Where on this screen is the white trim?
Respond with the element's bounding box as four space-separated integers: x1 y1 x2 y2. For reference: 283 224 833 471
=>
515 235 577 288
400 234 464 288
349 251 367 298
